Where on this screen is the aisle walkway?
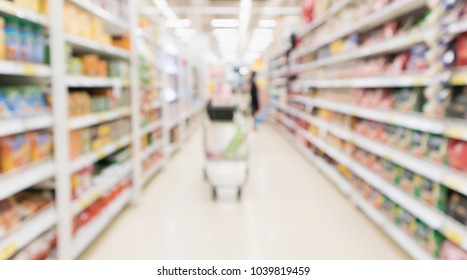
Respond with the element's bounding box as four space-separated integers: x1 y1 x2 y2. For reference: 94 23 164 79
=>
81 125 408 259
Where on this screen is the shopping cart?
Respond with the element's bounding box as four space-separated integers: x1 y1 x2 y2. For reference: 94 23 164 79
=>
203 101 250 200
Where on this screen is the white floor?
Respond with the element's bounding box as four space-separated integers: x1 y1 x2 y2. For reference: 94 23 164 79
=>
80 124 409 259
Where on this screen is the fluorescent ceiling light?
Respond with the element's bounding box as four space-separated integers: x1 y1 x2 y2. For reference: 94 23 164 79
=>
258 19 276 28
175 28 197 37
213 28 238 36
211 19 239 28
153 0 177 20
165 19 191 28
253 28 274 35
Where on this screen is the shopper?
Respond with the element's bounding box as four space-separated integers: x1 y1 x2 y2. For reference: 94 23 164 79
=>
249 71 259 119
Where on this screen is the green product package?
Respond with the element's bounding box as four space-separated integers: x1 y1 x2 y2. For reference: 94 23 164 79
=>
224 127 246 158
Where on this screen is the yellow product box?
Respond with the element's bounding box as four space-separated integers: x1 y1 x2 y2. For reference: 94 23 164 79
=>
13 0 39 13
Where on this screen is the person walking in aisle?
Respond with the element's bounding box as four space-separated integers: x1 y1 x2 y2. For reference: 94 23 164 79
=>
249 71 259 129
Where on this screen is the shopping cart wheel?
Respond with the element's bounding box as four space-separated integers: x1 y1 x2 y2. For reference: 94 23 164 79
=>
212 188 217 200
237 189 242 200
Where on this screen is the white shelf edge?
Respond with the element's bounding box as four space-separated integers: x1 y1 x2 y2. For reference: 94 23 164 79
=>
0 60 51 77
0 205 56 260
0 160 55 201
0 1 48 26
72 189 131 259
70 135 132 173
65 34 130 59
140 120 163 136
69 107 131 130
0 114 53 138
141 140 164 161
66 76 123 88
448 19 467 35
69 0 129 33
142 161 164 185
298 73 428 89
71 162 133 216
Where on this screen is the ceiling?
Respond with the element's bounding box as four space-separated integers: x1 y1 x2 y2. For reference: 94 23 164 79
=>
139 0 302 64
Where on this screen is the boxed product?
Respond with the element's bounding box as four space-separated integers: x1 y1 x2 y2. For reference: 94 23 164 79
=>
410 130 428 158
382 160 397 182
413 220 443 258
413 176 447 210
0 197 21 238
440 240 467 260
29 131 52 162
446 139 467 173
446 190 467 226
455 32 467 67
447 87 467 120
425 134 447 164
0 134 30 172
397 127 412 151
14 190 53 218
393 88 422 112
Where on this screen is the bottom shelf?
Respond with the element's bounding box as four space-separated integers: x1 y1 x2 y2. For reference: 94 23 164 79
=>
142 160 164 185
273 123 433 260
0 206 56 260
72 189 131 259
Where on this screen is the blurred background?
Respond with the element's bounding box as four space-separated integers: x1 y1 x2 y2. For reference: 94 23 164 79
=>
0 0 466 261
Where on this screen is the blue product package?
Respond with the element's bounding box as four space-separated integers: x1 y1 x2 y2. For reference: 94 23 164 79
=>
5 16 21 61
0 89 11 118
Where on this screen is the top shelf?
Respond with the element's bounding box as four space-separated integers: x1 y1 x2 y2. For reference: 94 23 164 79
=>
68 0 129 35
294 0 427 58
0 1 48 26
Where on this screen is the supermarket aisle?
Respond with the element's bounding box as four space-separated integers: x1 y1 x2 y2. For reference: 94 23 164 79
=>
80 125 409 259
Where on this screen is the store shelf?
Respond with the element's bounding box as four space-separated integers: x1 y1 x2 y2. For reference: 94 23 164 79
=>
0 114 53 138
274 123 434 259
290 96 467 141
69 0 129 34
141 140 163 161
0 206 56 260
0 1 48 26
142 160 164 185
65 34 130 60
70 135 131 174
276 102 467 197
141 120 163 136
0 60 51 77
72 189 131 259
69 107 131 130
0 160 55 201
298 0 354 38
294 32 424 73
71 162 133 216
66 76 123 88
448 19 467 35
294 0 426 58
298 73 428 89
276 108 467 250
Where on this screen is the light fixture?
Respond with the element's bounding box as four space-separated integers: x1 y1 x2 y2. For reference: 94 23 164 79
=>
258 19 276 28
253 28 274 35
213 28 238 36
211 19 239 28
153 0 177 20
165 19 191 28
175 28 197 37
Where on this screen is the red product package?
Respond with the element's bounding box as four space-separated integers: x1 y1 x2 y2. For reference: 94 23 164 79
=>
456 33 467 67
441 240 467 260
302 0 315 24
447 139 467 173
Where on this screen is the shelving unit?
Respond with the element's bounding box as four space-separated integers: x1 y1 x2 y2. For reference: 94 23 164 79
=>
269 0 467 259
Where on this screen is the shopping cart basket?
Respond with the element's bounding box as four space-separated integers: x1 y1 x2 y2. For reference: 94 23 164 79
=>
203 102 250 200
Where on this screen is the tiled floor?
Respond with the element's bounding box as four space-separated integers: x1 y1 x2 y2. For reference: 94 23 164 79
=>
80 125 408 259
